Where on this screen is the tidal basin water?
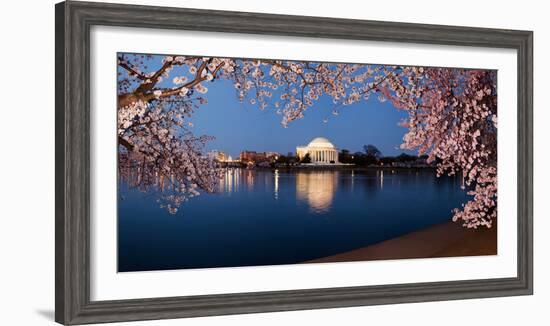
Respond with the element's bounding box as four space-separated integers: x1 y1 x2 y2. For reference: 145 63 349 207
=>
118 168 470 272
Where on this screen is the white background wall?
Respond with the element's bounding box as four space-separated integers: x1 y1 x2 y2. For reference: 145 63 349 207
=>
0 0 546 325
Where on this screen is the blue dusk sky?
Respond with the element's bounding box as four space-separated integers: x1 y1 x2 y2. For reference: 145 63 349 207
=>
189 78 413 158
121 54 416 158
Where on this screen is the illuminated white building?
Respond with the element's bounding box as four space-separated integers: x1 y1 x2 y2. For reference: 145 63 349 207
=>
207 150 228 162
296 137 339 164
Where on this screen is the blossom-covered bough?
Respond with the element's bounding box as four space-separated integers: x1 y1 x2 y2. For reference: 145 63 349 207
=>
117 54 497 228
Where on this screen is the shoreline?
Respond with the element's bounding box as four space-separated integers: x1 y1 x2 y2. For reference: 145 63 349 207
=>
305 220 497 264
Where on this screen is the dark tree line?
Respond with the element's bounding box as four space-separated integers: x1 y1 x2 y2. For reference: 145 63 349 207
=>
338 144 429 166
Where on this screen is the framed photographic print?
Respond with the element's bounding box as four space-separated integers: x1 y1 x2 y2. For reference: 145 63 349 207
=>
55 1 533 324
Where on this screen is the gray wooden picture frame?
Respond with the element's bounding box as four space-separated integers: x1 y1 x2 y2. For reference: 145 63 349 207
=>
55 1 533 324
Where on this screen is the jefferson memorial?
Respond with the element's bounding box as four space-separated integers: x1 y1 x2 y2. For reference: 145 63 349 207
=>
296 137 339 164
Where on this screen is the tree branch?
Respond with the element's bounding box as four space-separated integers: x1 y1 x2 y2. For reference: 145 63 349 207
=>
118 57 148 80
118 136 134 151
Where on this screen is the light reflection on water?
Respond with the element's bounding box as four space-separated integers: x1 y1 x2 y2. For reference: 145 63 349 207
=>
218 168 391 214
274 169 279 200
296 171 338 213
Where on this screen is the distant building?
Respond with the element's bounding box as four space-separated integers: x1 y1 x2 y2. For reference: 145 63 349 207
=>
239 150 279 164
208 150 229 162
296 137 339 164
239 150 258 163
264 152 280 160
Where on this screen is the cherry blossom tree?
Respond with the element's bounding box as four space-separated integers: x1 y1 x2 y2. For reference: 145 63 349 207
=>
117 55 225 214
117 53 497 228
378 68 497 228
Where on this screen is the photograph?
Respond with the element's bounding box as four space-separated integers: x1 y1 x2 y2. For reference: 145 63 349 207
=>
117 53 498 272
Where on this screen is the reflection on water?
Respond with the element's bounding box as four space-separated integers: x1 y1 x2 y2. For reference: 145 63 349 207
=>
118 168 471 272
220 168 240 193
274 169 279 200
217 168 399 214
218 169 341 213
246 169 254 191
296 171 338 213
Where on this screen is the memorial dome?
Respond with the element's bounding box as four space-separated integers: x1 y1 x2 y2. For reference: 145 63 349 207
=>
307 137 335 148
